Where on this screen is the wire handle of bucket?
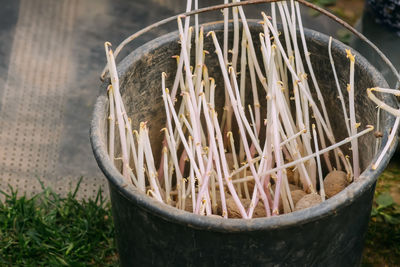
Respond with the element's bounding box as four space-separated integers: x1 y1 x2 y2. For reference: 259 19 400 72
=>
100 0 400 90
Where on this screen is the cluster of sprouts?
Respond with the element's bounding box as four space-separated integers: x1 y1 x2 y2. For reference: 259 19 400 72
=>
102 0 399 219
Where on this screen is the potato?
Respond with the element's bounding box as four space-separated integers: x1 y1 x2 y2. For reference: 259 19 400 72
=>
291 190 306 205
272 185 305 213
272 183 301 192
287 167 300 185
251 200 267 218
323 170 349 198
294 193 322 211
226 196 243 218
247 179 255 194
207 214 223 219
226 196 267 218
285 189 306 213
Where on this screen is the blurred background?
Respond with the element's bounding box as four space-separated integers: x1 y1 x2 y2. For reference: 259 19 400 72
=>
0 0 398 265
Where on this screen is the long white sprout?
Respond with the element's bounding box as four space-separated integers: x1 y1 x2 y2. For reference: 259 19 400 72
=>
102 1 388 219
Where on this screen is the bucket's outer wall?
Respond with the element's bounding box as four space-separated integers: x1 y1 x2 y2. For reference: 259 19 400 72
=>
110 180 375 266
91 23 398 266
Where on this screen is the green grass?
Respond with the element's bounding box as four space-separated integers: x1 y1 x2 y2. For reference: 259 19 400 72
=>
362 160 400 266
0 179 118 266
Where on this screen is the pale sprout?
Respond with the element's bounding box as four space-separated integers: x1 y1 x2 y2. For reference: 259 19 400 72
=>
102 0 391 219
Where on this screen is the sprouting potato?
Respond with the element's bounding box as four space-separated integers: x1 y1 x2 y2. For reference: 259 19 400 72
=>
295 193 322 211
323 170 349 198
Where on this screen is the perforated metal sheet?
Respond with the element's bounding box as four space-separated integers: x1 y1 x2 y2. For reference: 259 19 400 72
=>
0 0 107 199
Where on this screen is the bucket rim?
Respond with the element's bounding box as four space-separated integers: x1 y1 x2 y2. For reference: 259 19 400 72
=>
90 22 398 232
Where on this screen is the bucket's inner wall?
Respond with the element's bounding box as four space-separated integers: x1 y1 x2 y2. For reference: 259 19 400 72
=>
116 23 387 177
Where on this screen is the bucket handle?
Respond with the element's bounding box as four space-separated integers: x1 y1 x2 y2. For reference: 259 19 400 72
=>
100 0 400 89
